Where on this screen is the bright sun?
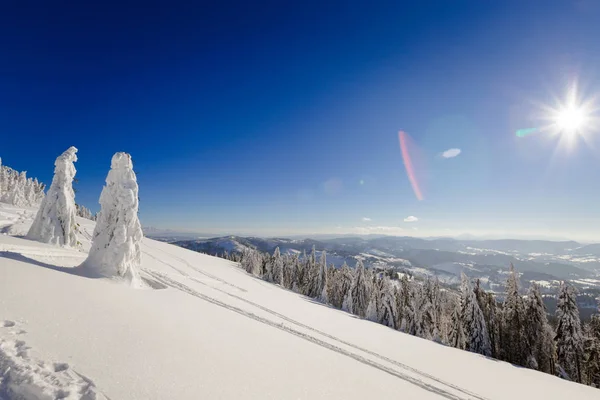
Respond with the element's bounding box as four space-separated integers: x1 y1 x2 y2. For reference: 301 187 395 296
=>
555 106 587 134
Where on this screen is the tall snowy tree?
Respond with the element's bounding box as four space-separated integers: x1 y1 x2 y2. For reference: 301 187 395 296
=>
396 274 411 332
501 264 529 365
27 147 79 247
449 298 466 350
378 276 398 329
271 247 284 285
316 250 329 302
555 281 584 383
81 152 144 287
347 259 370 317
461 273 491 356
333 262 353 309
583 314 600 387
366 275 382 322
525 284 556 373
409 284 433 339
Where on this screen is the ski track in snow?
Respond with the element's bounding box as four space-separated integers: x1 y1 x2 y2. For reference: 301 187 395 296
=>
0 321 108 400
144 268 487 400
141 242 247 292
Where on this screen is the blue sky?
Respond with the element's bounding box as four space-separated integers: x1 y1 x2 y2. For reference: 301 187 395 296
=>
1 1 600 240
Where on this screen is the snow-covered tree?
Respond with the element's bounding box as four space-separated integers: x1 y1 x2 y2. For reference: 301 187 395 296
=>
378 276 398 329
347 259 370 317
27 147 79 247
282 253 297 289
583 314 600 387
461 273 491 356
76 204 95 220
396 274 411 332
501 264 528 365
409 284 433 339
555 281 584 382
0 159 45 207
81 152 144 287
366 275 382 322
271 247 284 285
332 262 353 309
525 284 556 373
241 249 262 276
6 171 27 206
449 298 466 349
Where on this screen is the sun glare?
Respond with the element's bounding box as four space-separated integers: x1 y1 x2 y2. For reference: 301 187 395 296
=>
555 106 587 134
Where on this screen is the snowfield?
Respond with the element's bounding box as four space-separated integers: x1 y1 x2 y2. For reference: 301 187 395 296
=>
0 204 599 399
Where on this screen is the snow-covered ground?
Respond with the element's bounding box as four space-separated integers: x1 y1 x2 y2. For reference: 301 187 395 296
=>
1 203 599 399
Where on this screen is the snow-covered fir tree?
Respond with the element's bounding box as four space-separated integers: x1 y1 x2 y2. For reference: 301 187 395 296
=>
346 259 370 317
0 159 46 207
461 273 491 356
271 247 284 285
583 314 600 387
449 298 466 350
76 203 95 220
378 276 398 329
409 284 434 339
27 147 79 247
316 250 328 302
501 264 529 365
81 152 144 287
241 249 262 276
366 275 382 322
396 274 411 332
332 262 353 309
304 246 321 298
425 277 442 342
555 281 584 383
525 283 556 373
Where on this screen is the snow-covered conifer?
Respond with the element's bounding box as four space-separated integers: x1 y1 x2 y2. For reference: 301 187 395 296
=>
27 147 79 247
333 262 353 309
271 247 284 285
396 274 411 331
583 315 600 387
525 284 556 373
502 264 528 365
366 276 381 322
378 277 398 329
449 298 466 350
81 152 144 287
555 281 584 382
461 273 491 356
348 259 370 317
410 284 433 339
317 250 328 302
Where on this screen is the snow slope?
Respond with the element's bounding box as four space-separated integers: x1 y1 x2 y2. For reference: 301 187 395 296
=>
0 204 598 399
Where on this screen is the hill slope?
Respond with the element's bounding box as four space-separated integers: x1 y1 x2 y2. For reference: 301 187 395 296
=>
0 203 598 399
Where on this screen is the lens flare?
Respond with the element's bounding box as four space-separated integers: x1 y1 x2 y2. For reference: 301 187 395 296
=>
398 130 424 201
515 127 538 137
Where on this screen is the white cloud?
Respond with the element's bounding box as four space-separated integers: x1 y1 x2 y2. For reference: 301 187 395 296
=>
441 148 461 158
362 217 372 222
403 216 418 223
